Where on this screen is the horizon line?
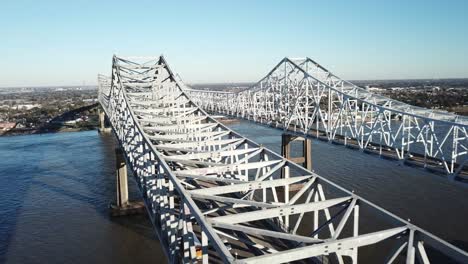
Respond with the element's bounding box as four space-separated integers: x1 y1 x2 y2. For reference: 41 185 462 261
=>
2 76 468 89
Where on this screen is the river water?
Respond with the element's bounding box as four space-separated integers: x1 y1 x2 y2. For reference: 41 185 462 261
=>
0 131 164 264
0 120 467 263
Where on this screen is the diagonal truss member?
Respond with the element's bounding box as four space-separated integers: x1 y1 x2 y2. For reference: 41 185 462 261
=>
98 55 468 263
187 58 468 180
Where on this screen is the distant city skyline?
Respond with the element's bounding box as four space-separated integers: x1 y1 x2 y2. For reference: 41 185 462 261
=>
1 0 467 87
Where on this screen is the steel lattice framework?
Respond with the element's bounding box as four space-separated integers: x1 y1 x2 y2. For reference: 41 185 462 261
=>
98 55 468 263
187 58 468 180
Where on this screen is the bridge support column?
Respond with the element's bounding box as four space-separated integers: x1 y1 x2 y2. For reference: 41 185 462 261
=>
279 133 313 196
281 133 312 174
115 147 129 207
110 147 145 216
98 109 111 133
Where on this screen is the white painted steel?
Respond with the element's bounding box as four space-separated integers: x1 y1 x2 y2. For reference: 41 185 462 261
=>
98 56 468 263
187 58 468 179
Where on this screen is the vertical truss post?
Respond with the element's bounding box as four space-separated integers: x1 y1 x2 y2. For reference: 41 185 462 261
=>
406 229 416 264
281 133 291 176
351 202 360 263
201 229 209 264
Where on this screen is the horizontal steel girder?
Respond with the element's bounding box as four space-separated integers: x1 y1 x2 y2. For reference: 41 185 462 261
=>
97 55 468 263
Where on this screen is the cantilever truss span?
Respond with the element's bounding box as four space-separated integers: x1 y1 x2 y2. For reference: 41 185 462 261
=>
98 55 468 263
187 58 468 180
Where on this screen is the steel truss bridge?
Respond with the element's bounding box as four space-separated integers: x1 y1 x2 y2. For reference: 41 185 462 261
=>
98 55 468 263
187 58 468 180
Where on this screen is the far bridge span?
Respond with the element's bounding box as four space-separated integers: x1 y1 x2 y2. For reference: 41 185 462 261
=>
187 58 468 181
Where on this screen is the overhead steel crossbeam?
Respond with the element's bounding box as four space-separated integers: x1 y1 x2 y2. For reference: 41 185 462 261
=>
98 55 468 263
186 58 468 180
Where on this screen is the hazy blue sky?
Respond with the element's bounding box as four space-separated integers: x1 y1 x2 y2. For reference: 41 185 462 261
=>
1 0 467 87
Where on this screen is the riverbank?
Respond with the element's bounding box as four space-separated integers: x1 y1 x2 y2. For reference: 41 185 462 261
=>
0 125 98 137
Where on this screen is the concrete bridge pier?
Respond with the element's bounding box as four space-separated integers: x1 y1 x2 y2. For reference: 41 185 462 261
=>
281 133 312 171
110 147 145 216
115 147 129 207
280 133 313 193
98 109 112 133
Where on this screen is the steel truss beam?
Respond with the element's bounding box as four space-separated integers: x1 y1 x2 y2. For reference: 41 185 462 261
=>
98 55 468 263
187 58 468 180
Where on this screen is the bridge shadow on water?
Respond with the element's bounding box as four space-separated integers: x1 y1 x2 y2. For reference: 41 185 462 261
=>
28 175 156 240
35 103 99 134
0 131 165 264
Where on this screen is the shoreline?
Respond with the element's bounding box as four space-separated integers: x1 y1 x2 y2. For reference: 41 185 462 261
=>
0 126 98 137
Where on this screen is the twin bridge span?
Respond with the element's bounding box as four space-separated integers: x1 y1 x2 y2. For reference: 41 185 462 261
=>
187 58 468 181
97 55 468 264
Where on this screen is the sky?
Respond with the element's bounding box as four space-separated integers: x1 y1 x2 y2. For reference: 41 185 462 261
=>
0 0 467 87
